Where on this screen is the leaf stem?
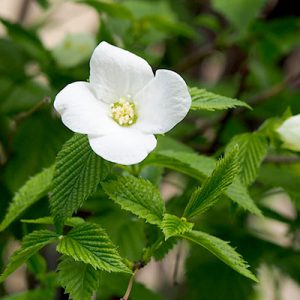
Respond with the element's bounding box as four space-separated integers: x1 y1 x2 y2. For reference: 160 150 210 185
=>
121 271 136 300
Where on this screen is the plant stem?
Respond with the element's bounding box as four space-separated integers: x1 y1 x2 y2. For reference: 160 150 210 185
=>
12 96 51 128
121 271 136 300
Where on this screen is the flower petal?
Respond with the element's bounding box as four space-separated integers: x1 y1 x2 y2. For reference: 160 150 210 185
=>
134 70 191 134
89 42 154 103
88 130 157 165
54 81 120 135
277 115 300 151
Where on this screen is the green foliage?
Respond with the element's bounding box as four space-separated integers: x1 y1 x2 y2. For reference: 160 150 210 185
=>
21 216 85 227
102 175 165 225
56 222 131 273
1 0 300 298
226 178 262 215
0 166 54 231
115 220 146 261
0 18 50 66
182 230 257 282
0 230 58 283
226 132 268 186
145 150 261 215
184 147 240 218
77 0 133 20
50 134 110 231
185 247 255 300
161 214 193 240
190 87 251 111
145 150 215 180
98 273 164 300
58 256 100 300
0 289 55 300
211 0 267 32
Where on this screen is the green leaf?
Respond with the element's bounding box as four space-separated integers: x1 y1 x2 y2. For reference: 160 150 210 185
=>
226 178 262 215
0 230 58 283
0 18 50 65
36 0 50 9
161 214 193 240
182 230 258 282
77 0 133 19
189 87 251 111
226 133 268 186
184 147 240 218
58 256 100 300
211 0 267 32
102 175 165 225
21 216 85 227
0 166 54 232
145 150 215 181
56 223 130 273
50 134 110 231
152 237 178 261
0 289 55 300
145 151 261 215
115 221 146 261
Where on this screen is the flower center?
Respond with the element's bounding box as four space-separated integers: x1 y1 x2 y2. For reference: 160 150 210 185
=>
110 97 137 126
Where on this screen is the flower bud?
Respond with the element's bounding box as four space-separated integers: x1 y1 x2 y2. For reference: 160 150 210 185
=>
276 114 300 151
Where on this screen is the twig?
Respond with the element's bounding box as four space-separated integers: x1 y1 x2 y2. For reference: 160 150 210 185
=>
248 81 286 106
0 142 7 166
121 271 136 300
18 0 31 24
245 73 300 108
12 96 51 128
264 155 300 164
173 242 182 286
174 43 215 73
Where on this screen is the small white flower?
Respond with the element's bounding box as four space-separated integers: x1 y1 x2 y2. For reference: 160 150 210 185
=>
276 114 300 151
54 42 191 165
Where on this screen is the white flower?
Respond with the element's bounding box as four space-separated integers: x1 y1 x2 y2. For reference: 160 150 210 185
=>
54 42 191 165
276 114 300 151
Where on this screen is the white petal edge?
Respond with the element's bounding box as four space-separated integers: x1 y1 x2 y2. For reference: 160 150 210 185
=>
88 130 157 165
277 115 300 151
54 81 122 135
89 41 154 103
134 69 191 134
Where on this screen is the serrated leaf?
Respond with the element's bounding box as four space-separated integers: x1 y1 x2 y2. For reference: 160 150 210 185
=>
50 134 110 231
189 87 251 111
144 151 261 215
161 214 193 240
0 230 58 283
182 230 258 282
0 166 54 232
184 147 240 218
58 256 100 300
102 176 165 225
226 133 268 186
226 178 262 215
145 150 215 180
56 223 130 273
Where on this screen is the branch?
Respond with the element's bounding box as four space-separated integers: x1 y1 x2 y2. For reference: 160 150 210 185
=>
264 155 300 164
18 0 31 24
174 43 215 73
121 271 136 300
12 96 51 128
